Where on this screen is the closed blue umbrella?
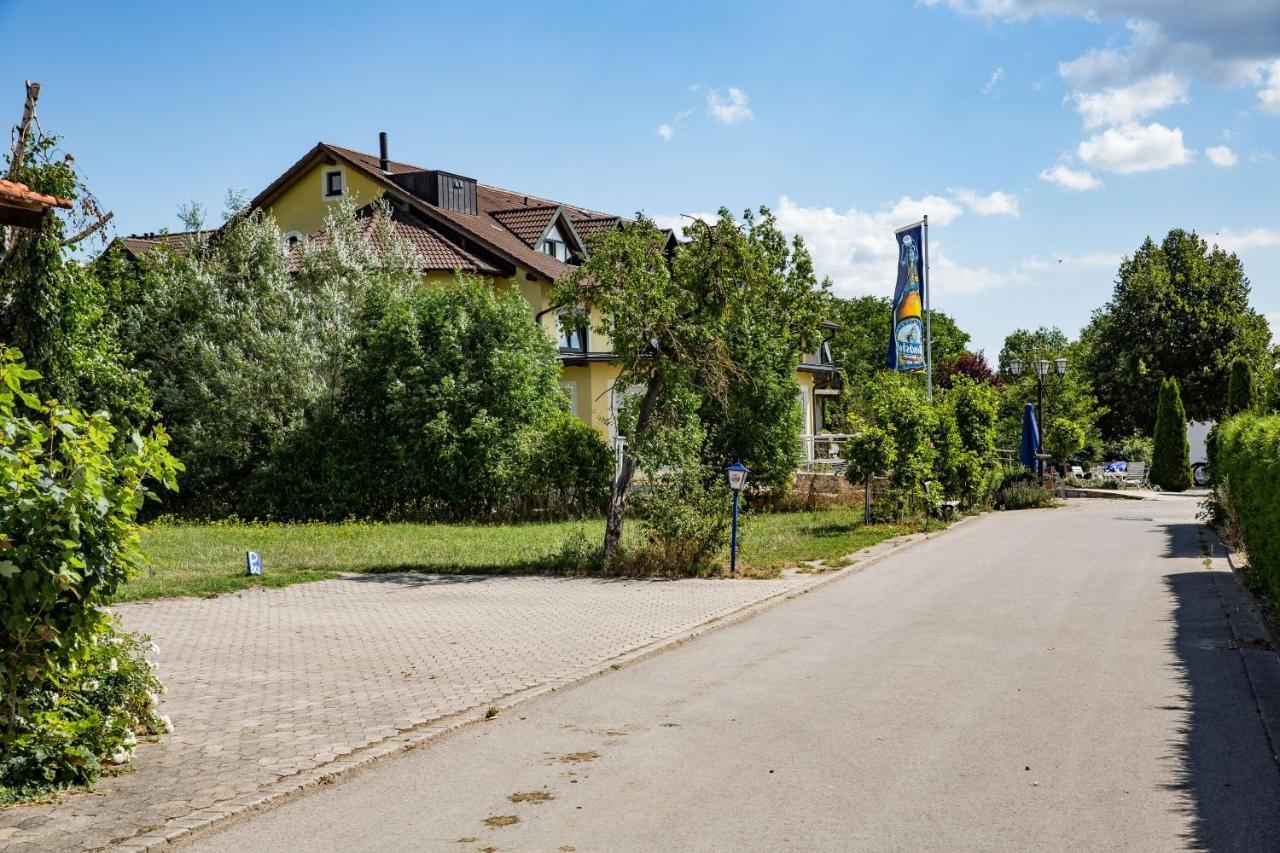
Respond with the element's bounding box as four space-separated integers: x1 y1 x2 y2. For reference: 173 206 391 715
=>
1019 403 1041 472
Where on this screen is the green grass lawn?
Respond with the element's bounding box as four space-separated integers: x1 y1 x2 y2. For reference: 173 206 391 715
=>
120 509 922 602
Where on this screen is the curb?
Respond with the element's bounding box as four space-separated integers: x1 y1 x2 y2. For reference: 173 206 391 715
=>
1209 532 1280 770
114 513 982 850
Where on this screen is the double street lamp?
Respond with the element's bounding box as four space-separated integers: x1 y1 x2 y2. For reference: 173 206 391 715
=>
1009 356 1068 446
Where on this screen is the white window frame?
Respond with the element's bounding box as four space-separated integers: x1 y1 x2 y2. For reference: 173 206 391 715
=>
283 230 305 246
322 167 346 201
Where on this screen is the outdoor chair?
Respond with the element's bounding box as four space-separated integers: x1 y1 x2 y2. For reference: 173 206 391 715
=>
1123 461 1147 486
1070 465 1085 479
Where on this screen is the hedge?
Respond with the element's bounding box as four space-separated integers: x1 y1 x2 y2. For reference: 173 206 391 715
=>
1217 413 1280 603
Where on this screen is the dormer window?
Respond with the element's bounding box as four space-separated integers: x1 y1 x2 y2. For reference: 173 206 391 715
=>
539 222 573 262
323 169 344 199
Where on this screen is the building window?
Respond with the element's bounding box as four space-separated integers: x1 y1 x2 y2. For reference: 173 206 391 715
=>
542 239 568 261
283 230 304 246
558 312 587 353
324 170 344 198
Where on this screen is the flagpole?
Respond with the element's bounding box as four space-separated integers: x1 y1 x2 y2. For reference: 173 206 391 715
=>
923 213 933 404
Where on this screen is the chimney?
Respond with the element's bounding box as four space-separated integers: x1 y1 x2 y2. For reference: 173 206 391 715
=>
379 132 389 172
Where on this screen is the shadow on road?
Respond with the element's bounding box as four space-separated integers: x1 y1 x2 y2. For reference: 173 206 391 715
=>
1162 520 1280 852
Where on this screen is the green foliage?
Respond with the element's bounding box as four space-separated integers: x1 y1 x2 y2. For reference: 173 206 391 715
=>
522 413 612 516
695 209 827 494
558 207 828 559
116 208 327 516
824 294 969 425
1081 229 1271 437
1150 377 1192 491
1103 431 1154 465
840 373 935 519
936 376 999 508
1 130 151 431
995 478 1055 510
996 328 1104 462
1227 356 1256 416
1216 413 1280 605
0 349 179 797
259 274 581 520
1044 417 1087 471
621 468 732 577
1 619 167 803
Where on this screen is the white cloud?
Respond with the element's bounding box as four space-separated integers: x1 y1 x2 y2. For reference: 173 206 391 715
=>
1206 145 1238 167
1213 227 1280 252
1260 61 1280 113
657 124 675 142
1267 311 1280 345
1077 122 1192 173
770 195 1017 297
650 212 718 236
1038 162 1104 191
925 2 1280 114
982 67 1005 95
1071 72 1188 128
706 87 752 124
952 188 1020 217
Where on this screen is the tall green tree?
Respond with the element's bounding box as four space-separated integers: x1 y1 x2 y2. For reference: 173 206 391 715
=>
996 327 1104 460
1150 378 1192 492
696 209 828 493
0 86 150 429
557 207 825 560
1081 229 1271 437
115 206 328 516
824 294 968 426
1226 356 1256 416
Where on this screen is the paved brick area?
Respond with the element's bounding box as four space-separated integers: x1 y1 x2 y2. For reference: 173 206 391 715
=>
0 572 817 851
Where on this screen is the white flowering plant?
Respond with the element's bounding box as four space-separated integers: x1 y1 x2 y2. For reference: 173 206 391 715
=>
0 616 167 803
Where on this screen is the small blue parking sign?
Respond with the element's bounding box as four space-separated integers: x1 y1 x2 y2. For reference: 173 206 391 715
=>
245 551 263 576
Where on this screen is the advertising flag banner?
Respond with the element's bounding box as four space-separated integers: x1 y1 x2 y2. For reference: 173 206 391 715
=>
885 223 926 372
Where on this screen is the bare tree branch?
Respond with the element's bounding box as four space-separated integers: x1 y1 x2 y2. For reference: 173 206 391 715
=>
61 211 113 247
7 81 40 180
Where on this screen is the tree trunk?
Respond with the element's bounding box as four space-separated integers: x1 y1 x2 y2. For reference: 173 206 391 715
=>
602 374 663 562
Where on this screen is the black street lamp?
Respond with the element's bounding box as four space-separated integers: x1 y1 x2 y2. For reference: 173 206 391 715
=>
725 462 749 576
1009 355 1068 446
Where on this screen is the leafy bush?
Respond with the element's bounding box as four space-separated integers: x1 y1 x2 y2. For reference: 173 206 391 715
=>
0 348 179 799
617 467 731 577
1150 377 1192 492
255 274 569 520
1 619 167 804
521 413 612 516
1215 413 1280 604
996 480 1056 510
1044 417 1086 472
933 377 999 509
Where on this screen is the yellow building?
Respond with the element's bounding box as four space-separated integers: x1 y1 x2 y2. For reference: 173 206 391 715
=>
131 135 840 450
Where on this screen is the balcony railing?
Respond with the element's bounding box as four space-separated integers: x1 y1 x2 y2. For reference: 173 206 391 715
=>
800 433 852 468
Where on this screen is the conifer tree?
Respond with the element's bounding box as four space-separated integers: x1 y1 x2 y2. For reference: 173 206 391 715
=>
1226 356 1255 416
1150 377 1192 491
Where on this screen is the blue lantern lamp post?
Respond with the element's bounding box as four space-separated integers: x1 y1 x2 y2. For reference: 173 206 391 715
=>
725 462 749 576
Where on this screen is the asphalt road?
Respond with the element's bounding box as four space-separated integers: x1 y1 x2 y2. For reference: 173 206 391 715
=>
184 499 1280 853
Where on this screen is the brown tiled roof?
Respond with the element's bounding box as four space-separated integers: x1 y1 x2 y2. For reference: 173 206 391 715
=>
0 178 72 211
491 205 559 247
570 216 621 242
318 144 615 282
294 206 499 275
117 230 214 256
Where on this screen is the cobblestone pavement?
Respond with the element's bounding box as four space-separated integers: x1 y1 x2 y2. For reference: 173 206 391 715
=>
0 572 819 851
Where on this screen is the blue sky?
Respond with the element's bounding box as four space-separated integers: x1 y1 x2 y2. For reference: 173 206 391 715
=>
2 0 1277 357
